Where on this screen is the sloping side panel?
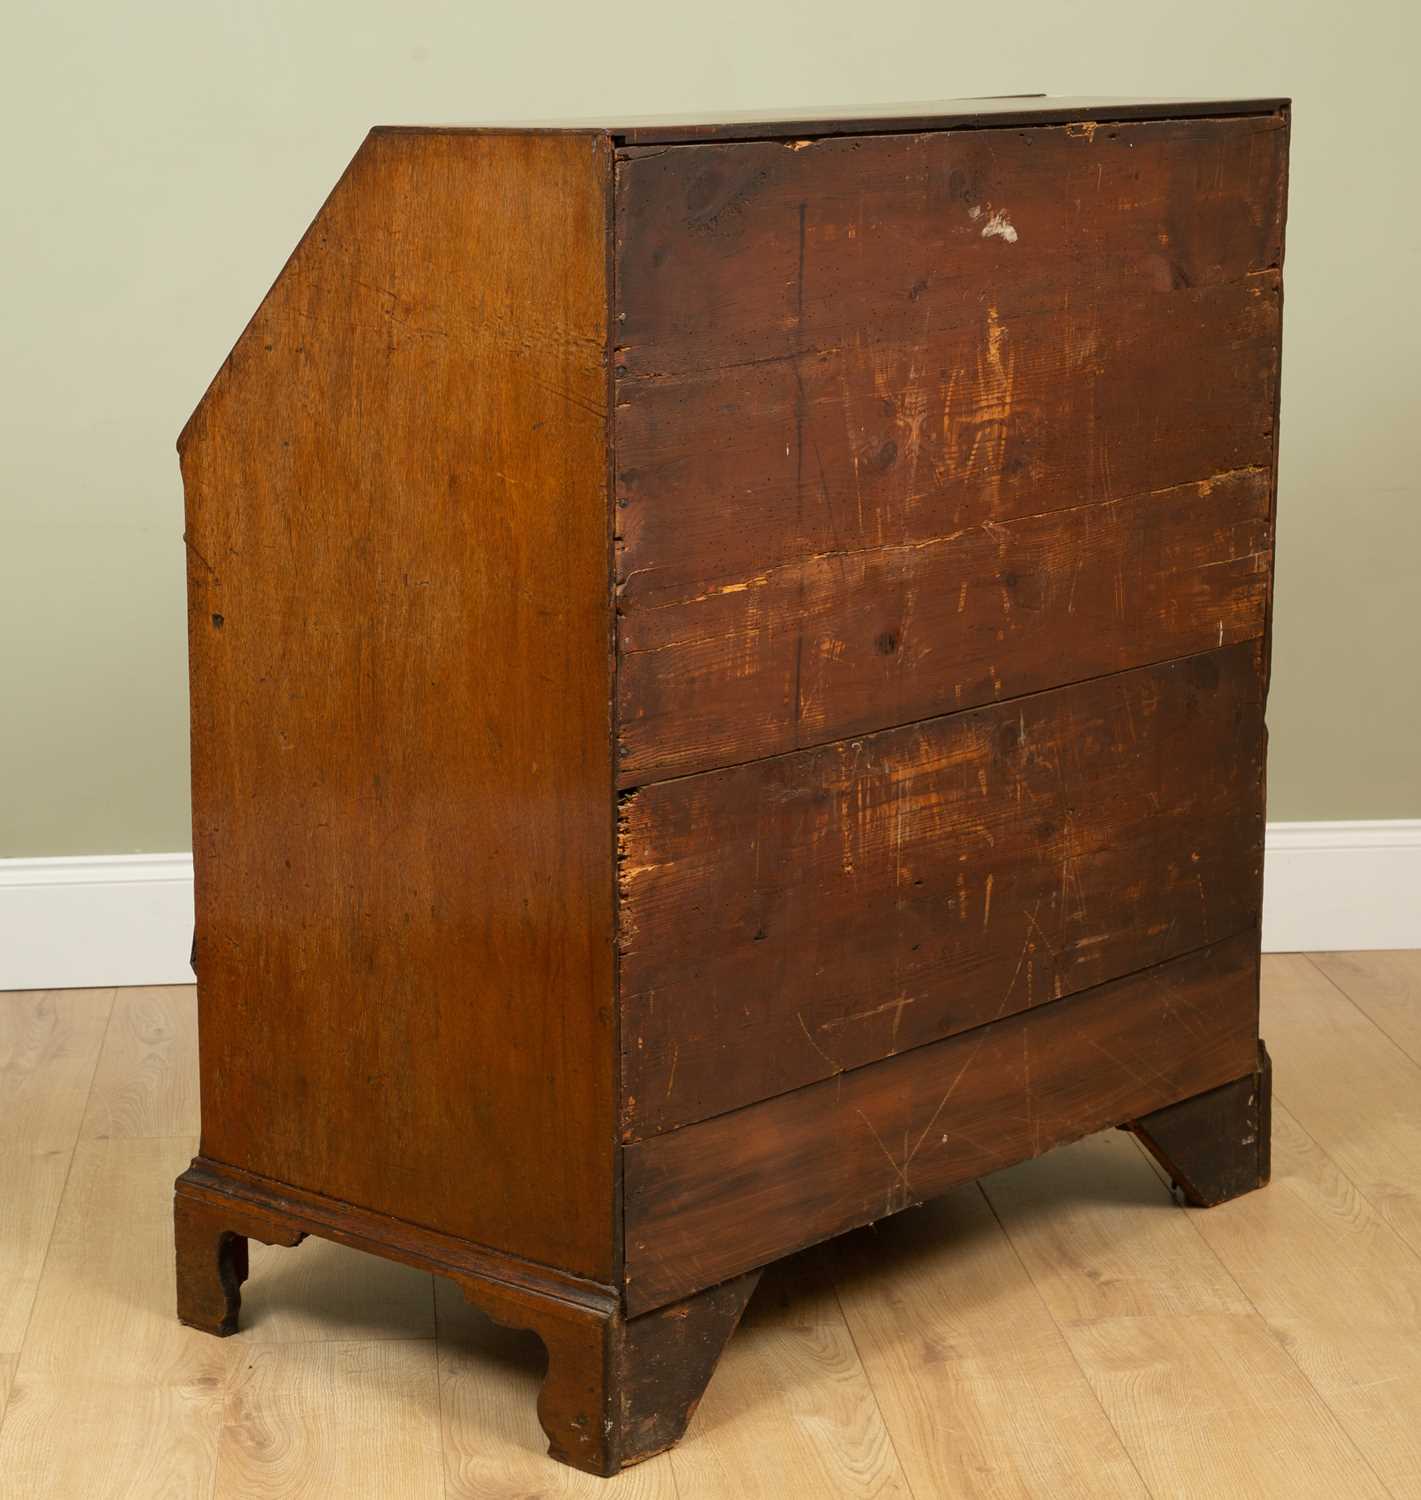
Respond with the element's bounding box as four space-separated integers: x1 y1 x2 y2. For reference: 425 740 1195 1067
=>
179 130 617 1277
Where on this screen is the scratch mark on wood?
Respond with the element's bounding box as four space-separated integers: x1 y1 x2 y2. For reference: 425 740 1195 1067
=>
183 534 219 579
853 1107 909 1199
665 1042 678 1100
796 1010 840 1074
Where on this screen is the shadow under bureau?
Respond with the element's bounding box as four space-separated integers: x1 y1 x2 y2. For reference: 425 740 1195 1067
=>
174 95 1288 1474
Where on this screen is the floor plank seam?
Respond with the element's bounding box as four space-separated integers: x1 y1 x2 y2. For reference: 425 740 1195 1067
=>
1266 1087 1421 1276
973 1179 1160 1500
8 958 1421 1494
1303 954 1421 1071
1139 1135 1401 1499
81 1130 202 1143
0 987 116 1416
427 1275 452 1500
823 1251 924 1500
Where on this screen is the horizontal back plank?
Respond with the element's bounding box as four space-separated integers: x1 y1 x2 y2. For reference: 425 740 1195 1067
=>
614 116 1283 779
612 97 1289 145
620 644 1264 1140
623 933 1260 1313
615 282 1278 620
619 468 1270 782
617 114 1285 378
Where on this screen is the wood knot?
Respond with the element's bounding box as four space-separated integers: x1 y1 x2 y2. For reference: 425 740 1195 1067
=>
866 439 898 473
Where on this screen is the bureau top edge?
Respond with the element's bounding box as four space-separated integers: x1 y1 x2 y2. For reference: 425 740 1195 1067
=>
368 95 1290 148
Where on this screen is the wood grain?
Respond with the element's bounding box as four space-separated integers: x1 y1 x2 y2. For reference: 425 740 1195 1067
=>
621 646 1264 1137
1171 1100 1421 1497
1128 1042 1270 1206
179 129 618 1276
611 96 1288 145
239 1236 435 1345
0 1136 225 1500
830 1188 1149 1498
1063 1312 1388 1499
982 1130 1390 1500
1310 950 1421 1065
173 1154 758 1476
668 1253 914 1500
15 946 1421 1499
616 115 1284 380
81 985 197 1139
987 1133 1253 1326
615 281 1277 615
623 934 1259 1313
433 1280 677 1500
619 470 1271 780
614 1272 763 1466
1263 955 1421 1259
613 114 1285 779
169 98 1287 1469
217 1340 444 1498
0 989 112 1353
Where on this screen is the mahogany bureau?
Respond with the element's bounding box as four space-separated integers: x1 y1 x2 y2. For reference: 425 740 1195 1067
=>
174 96 1288 1474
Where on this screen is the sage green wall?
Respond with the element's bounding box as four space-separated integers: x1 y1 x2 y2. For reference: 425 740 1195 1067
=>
3 0 1417 856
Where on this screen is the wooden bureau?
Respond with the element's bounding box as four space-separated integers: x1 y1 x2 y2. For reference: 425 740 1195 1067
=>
174 96 1288 1474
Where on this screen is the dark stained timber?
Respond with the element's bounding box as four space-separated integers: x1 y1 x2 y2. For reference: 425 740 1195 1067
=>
618 470 1272 782
1129 1040 1273 1205
607 95 1288 145
620 644 1265 1139
613 115 1283 781
623 934 1261 1314
174 1163 758 1474
176 99 1287 1473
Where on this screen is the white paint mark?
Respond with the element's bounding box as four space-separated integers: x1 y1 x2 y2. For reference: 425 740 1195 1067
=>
967 204 983 221
981 209 1019 244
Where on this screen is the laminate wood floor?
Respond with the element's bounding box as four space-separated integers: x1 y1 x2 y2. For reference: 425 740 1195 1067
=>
1 953 1419 1498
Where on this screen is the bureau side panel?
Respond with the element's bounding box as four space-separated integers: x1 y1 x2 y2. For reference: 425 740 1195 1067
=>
620 643 1265 1139
624 933 1259 1313
178 130 617 1277
614 113 1286 782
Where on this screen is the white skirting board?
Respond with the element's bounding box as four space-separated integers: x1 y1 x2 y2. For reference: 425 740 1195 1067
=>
1 823 1418 990
1259 820 1421 955
0 854 196 991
